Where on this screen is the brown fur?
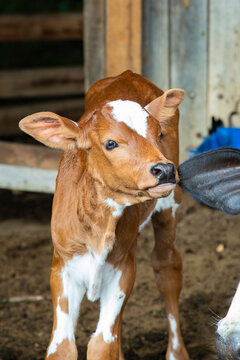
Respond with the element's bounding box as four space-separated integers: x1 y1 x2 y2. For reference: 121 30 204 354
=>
19 70 189 360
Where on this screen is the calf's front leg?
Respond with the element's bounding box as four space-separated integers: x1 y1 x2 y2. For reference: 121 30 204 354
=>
87 254 136 360
151 204 189 360
46 255 85 360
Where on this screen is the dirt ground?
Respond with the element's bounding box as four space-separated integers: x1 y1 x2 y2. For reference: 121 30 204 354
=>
0 189 239 360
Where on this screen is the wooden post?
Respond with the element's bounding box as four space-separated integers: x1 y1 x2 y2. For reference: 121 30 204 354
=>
106 0 142 77
83 0 106 92
84 0 142 90
170 0 208 161
142 0 170 90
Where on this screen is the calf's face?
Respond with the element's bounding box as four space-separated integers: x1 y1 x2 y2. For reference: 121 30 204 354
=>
19 88 184 204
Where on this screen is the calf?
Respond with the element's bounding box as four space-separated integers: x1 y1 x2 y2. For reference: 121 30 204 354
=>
215 283 240 360
19 70 188 360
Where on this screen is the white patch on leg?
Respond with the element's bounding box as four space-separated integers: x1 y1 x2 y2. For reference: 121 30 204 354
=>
47 296 79 356
108 100 149 138
217 282 240 340
169 353 177 360
93 265 125 343
169 314 179 350
47 265 85 356
154 190 179 217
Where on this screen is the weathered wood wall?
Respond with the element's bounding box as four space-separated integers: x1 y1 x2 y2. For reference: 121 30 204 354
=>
84 0 142 90
143 0 240 160
208 0 240 124
0 13 83 41
0 12 84 193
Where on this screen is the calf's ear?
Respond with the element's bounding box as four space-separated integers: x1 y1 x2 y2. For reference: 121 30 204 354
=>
19 112 90 150
145 88 184 122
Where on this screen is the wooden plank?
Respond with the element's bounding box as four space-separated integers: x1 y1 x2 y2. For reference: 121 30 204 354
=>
0 98 84 135
83 0 106 91
208 0 240 124
106 0 141 76
0 141 60 170
142 0 169 90
170 0 208 161
0 13 83 42
0 67 84 98
0 164 57 193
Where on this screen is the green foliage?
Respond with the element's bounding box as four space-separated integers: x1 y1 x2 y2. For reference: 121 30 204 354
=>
0 0 83 14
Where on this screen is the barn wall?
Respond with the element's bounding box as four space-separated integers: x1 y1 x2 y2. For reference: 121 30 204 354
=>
142 0 240 161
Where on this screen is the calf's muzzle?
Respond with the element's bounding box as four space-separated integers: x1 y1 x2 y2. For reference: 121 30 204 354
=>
150 163 176 185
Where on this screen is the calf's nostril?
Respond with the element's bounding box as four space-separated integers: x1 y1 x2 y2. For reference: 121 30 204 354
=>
152 168 162 177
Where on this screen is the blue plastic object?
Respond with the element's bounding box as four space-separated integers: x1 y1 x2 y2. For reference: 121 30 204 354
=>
190 127 240 155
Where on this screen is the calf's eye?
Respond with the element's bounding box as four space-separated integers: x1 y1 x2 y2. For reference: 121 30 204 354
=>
105 140 119 150
159 133 164 141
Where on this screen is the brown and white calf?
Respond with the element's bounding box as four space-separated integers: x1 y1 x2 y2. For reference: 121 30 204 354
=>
19 70 188 360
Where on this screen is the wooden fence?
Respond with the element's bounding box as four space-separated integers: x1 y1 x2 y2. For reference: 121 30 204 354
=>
0 12 84 192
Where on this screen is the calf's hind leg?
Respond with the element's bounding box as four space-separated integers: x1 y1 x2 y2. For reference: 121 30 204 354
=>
151 205 189 360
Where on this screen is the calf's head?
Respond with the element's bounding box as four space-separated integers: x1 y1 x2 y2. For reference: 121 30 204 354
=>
19 88 184 204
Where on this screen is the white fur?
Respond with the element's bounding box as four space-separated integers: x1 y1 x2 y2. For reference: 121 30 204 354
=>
87 247 108 301
93 265 125 343
48 248 125 353
70 120 79 127
169 314 179 350
138 211 154 232
139 190 178 232
108 100 149 138
62 250 107 303
47 296 81 356
169 353 177 360
105 198 130 218
154 190 179 217
217 282 240 340
47 262 85 356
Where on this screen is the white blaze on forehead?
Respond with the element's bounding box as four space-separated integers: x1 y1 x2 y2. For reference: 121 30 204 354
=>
107 100 149 138
217 282 240 340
